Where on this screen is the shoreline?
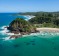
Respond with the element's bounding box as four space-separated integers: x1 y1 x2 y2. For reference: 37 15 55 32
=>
36 28 59 32
6 28 59 39
1 26 59 40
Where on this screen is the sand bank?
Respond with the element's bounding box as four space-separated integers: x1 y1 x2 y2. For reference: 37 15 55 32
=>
36 28 59 32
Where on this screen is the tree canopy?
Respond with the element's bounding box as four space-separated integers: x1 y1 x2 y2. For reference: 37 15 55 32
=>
9 18 35 33
27 12 59 27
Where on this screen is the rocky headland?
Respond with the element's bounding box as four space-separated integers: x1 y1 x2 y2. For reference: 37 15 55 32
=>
7 18 36 39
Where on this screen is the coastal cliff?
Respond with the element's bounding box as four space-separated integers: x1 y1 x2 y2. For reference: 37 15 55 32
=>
7 18 36 38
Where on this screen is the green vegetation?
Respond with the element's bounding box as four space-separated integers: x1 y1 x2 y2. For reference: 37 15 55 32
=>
22 12 59 28
8 12 59 34
8 18 36 33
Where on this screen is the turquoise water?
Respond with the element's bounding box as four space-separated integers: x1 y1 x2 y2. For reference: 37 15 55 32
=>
0 13 59 56
0 35 59 56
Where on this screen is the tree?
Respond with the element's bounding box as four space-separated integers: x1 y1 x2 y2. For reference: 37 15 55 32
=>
9 18 35 32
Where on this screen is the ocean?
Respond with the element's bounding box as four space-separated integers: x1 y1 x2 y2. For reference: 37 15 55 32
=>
0 13 59 56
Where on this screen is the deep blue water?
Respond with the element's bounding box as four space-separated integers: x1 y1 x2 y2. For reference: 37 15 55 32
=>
0 13 27 26
0 13 59 56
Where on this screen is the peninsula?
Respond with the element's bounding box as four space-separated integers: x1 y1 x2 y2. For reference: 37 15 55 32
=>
7 18 36 39
7 12 59 39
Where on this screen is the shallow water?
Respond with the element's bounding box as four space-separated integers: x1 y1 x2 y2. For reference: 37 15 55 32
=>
0 35 59 56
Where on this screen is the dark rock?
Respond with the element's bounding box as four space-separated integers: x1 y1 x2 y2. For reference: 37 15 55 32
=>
11 31 20 34
10 35 18 39
10 35 22 39
7 26 14 31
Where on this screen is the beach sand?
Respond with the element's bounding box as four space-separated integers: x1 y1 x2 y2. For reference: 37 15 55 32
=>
36 28 59 32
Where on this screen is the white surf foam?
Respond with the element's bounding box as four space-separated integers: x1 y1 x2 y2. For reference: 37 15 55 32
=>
0 25 21 36
1 36 15 41
0 25 14 36
0 26 8 29
6 33 14 35
0 36 10 40
0 26 9 35
23 15 35 20
0 26 5 29
3 36 10 40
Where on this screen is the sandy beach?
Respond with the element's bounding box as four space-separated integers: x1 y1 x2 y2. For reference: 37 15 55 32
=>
36 28 59 32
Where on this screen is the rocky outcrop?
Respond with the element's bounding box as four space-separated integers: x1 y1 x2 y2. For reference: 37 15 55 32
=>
7 18 36 39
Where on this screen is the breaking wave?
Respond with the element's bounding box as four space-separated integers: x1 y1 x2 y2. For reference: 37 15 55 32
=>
23 15 35 20
22 32 59 38
0 36 15 41
0 26 7 29
1 25 59 41
0 26 15 41
0 25 15 35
